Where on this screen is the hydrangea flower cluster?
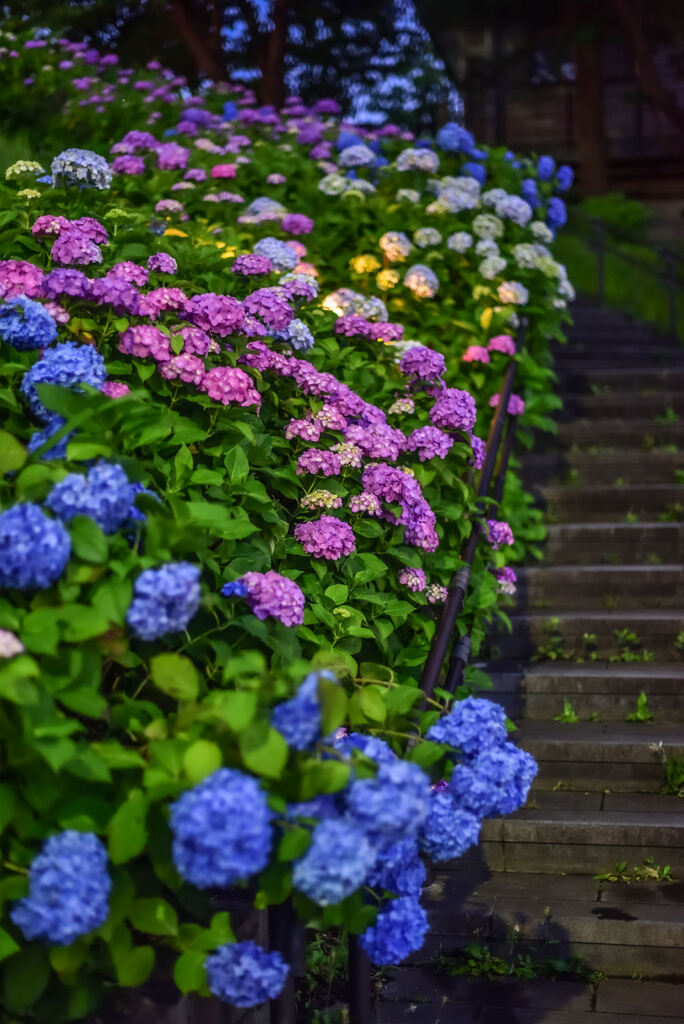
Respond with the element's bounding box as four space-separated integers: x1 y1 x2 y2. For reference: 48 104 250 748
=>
0 503 71 590
51 147 112 189
206 942 288 1007
46 462 136 534
11 831 111 945
126 562 201 640
222 570 305 626
0 294 57 349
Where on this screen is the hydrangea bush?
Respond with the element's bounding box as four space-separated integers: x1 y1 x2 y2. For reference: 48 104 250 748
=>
0 30 573 1021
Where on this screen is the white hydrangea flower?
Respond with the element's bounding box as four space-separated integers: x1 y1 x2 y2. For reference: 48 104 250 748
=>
479 256 507 280
530 220 554 243
413 227 442 248
447 231 473 253
473 213 504 240
396 147 440 173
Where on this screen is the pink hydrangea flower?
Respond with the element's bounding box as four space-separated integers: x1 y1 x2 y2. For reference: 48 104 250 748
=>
51 231 102 267
488 334 516 355
462 345 490 363
294 516 356 559
171 326 216 356
118 324 170 361
189 293 244 337
349 493 382 516
266 173 286 185
285 418 323 442
296 449 342 477
426 584 448 604
159 354 205 384
200 366 261 409
398 568 427 593
231 570 305 626
101 381 130 398
211 163 237 178
0 629 25 658
108 261 149 286
0 260 44 298
486 519 514 549
489 393 525 416
281 213 314 235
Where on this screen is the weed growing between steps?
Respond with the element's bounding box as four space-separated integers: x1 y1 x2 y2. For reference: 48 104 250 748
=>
533 620 656 664
625 692 654 722
435 939 595 982
651 743 684 796
595 858 674 885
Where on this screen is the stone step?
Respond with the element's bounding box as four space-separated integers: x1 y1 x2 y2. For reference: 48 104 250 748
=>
477 810 684 875
381 978 684 1024
513 720 684 792
556 367 684 393
563 392 684 419
514 564 684 610
487 609 684 661
540 483 684 522
555 419 683 449
525 450 684 486
484 663 684 721
543 522 684 565
402 869 684 977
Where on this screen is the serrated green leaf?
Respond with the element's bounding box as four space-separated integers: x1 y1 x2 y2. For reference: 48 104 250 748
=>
150 653 199 701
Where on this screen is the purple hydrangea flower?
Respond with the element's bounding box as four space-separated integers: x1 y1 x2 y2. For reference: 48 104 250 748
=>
296 449 342 477
200 366 261 408
294 516 356 559
486 519 514 549
42 268 91 300
231 254 273 276
51 231 102 267
406 426 453 462
118 324 170 361
147 251 177 274
398 568 427 593
189 293 244 336
399 345 446 383
430 388 477 433
225 570 305 626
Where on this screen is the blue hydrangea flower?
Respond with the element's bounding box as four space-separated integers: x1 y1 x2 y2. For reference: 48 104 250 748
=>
360 896 428 965
126 562 200 641
253 237 298 272
51 148 112 190
0 503 70 590
333 731 397 765
555 165 574 191
222 101 238 121
426 697 508 757
277 318 314 351
367 838 426 898
547 197 567 229
11 831 111 945
461 162 486 185
292 819 376 905
126 482 160 525
205 941 288 1007
451 742 537 818
221 580 249 598
27 415 72 460
0 295 57 350
170 768 273 888
419 789 481 861
537 155 556 180
435 122 476 155
336 130 364 151
347 759 429 841
21 341 107 421
521 178 540 208
286 794 341 822
46 462 135 534
271 670 335 750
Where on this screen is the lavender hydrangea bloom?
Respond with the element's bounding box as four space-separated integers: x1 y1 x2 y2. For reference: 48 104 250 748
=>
293 819 376 905
276 318 314 350
90 275 141 315
0 503 71 590
51 148 112 190
360 897 428 965
253 237 298 272
404 264 439 298
0 295 57 350
296 449 342 477
430 388 477 434
271 670 335 749
205 942 288 1007
42 268 91 300
406 426 453 462
225 570 305 627
21 341 107 421
189 293 244 336
398 568 427 592
171 769 273 888
11 832 111 945
242 287 293 330
347 760 429 841
147 251 177 274
126 562 201 641
294 516 355 559
231 253 272 276
427 696 508 756
399 345 445 383
46 462 135 534
51 230 102 267
486 519 514 549
419 790 481 861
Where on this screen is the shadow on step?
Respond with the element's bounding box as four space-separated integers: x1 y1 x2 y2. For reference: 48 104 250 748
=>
379 847 588 1024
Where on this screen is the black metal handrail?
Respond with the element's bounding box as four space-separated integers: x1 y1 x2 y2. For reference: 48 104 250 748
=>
266 319 528 1024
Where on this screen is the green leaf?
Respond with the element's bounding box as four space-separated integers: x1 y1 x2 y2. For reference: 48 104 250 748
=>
59 604 111 641
20 608 61 655
0 926 19 963
301 760 350 798
2 946 49 1011
112 944 156 987
150 653 199 701
206 690 257 731
184 501 257 540
129 898 178 937
278 828 311 862
174 445 194 489
318 675 347 736
173 950 207 994
358 686 387 723
108 790 148 864
0 655 39 705
409 741 449 767
324 584 348 605
69 516 108 563
226 445 249 483
239 722 288 778
0 430 27 476
183 740 222 783
359 662 395 684
385 685 421 715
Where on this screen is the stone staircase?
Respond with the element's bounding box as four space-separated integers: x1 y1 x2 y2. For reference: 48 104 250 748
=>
380 304 684 1021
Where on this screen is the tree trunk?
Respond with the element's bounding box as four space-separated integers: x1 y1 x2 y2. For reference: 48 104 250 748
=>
575 29 608 194
170 0 226 81
258 0 290 108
